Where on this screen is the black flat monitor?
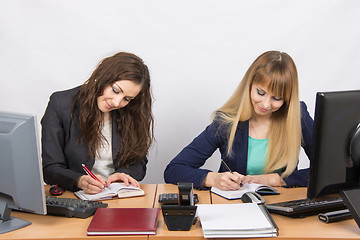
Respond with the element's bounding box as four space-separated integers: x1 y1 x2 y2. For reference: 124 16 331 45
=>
0 112 46 234
307 90 360 199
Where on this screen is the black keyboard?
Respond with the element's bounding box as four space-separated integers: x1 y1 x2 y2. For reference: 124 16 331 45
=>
266 197 347 218
46 196 108 218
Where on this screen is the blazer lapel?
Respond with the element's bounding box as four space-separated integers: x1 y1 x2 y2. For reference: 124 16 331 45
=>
235 121 249 174
111 113 121 162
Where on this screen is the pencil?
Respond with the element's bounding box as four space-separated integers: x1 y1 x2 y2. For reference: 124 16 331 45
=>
221 159 232 173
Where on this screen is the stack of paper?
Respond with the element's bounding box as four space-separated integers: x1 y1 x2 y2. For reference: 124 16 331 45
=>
197 203 278 238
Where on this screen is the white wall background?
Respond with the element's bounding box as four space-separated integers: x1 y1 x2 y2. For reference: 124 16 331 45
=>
1 0 359 184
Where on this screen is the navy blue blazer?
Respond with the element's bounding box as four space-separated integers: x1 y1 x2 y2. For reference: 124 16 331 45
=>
41 87 147 192
164 102 314 189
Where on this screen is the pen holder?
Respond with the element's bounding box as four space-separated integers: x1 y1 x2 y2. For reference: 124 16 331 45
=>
161 205 197 231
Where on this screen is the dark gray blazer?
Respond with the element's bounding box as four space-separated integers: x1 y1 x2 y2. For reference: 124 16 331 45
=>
41 86 147 191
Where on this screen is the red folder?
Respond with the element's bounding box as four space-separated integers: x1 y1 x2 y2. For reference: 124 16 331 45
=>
87 208 160 235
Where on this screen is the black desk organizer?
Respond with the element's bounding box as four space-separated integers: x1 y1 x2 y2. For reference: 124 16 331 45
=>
161 182 197 231
161 205 197 231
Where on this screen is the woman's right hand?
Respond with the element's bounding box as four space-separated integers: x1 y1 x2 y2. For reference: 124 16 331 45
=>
76 175 106 194
202 171 243 191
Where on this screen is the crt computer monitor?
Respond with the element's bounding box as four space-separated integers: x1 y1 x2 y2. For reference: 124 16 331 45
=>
0 111 46 234
307 90 360 199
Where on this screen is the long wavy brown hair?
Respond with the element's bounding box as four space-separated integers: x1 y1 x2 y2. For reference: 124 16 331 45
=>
72 52 154 167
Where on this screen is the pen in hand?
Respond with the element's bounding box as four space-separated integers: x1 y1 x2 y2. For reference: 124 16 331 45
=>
81 163 104 188
220 159 244 189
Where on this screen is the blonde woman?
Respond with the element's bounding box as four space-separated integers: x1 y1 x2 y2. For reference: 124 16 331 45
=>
164 51 313 190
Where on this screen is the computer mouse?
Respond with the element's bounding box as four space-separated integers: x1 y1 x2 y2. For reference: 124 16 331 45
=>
49 184 64 196
241 192 265 204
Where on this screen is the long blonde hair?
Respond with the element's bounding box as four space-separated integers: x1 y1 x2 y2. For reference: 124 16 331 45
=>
215 51 301 177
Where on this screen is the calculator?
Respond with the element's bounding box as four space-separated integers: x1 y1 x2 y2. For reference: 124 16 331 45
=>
158 193 199 205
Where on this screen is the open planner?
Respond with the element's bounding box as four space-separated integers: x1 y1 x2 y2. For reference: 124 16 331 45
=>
75 182 144 201
197 203 278 238
211 183 278 200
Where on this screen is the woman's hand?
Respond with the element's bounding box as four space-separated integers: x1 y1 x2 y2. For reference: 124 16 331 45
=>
76 175 106 194
105 172 140 188
242 173 286 187
202 171 244 190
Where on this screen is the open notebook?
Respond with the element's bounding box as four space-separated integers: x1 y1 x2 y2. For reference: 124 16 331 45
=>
75 182 144 201
197 203 278 238
211 183 278 200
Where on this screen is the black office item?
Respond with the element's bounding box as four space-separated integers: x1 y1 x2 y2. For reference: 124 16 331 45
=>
267 90 360 218
159 193 199 205
46 196 108 218
266 197 346 218
340 188 360 228
49 184 64 196
161 205 197 231
178 182 195 205
349 123 360 166
241 192 265 204
161 182 197 231
318 209 352 223
307 90 360 199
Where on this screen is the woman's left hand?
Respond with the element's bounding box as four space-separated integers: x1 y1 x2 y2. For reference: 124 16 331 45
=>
242 173 286 187
105 172 140 188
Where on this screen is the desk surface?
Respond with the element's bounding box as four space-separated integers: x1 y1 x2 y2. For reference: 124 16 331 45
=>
2 184 360 240
2 184 157 240
211 187 360 240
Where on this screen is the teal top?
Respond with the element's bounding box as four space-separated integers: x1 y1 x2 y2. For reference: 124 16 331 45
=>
246 136 268 175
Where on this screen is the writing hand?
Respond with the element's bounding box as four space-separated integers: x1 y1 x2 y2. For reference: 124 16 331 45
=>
76 174 106 194
203 171 243 191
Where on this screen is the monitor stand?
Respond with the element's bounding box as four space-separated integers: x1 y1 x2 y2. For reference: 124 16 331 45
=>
341 188 360 228
0 200 31 234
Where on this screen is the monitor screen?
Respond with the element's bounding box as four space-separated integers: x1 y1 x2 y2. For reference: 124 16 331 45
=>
0 111 46 234
307 90 360 199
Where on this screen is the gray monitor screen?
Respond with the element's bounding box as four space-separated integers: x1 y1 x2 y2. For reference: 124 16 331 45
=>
0 112 46 233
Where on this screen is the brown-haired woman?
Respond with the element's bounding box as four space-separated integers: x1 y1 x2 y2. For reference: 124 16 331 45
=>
41 52 154 194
